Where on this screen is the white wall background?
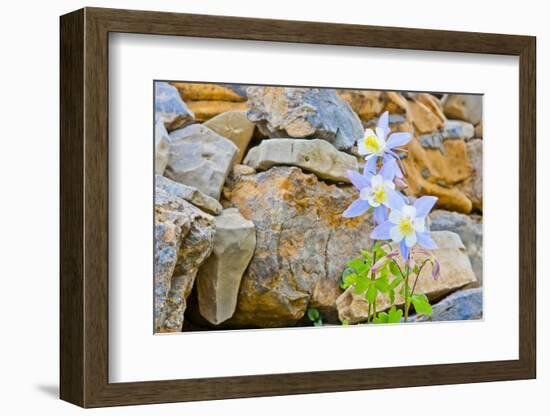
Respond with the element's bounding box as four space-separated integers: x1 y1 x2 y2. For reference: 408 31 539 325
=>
0 0 545 414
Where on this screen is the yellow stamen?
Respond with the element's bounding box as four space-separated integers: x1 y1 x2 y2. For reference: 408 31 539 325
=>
373 187 387 204
398 218 414 236
364 135 380 153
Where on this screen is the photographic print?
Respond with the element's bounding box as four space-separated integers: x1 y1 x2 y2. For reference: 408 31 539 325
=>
153 81 483 333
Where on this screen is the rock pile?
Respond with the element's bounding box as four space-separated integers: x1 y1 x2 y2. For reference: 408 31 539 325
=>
154 81 483 331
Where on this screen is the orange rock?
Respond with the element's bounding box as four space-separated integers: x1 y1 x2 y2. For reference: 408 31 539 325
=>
336 90 384 121
187 101 248 122
384 91 409 114
170 82 246 102
408 99 446 134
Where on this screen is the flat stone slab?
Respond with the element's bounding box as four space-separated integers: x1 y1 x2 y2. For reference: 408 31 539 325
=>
244 138 359 183
156 174 222 215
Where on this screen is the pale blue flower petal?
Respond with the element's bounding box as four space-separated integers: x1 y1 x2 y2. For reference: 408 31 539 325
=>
364 156 378 175
370 220 393 240
414 196 438 218
383 153 403 178
347 170 370 189
342 199 370 218
373 205 388 225
400 240 410 259
377 111 390 139
417 232 438 249
379 156 397 180
386 188 405 211
386 132 412 149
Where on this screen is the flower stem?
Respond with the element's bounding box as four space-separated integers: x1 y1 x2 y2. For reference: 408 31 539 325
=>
404 261 411 323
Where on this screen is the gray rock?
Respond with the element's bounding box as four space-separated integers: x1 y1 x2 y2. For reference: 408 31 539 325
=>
418 120 475 152
222 166 374 327
463 138 483 211
166 124 238 200
155 120 171 175
246 86 364 151
155 82 195 131
196 208 256 325
414 288 483 322
244 139 359 183
204 111 256 164
155 175 222 215
155 190 215 332
442 94 482 125
429 209 483 284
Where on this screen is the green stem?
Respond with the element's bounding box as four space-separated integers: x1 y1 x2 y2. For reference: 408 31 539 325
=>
410 258 431 298
404 262 411 323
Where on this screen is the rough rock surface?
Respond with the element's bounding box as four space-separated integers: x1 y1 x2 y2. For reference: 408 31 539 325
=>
244 139 359 183
155 82 195 131
204 111 256 163
155 175 222 215
429 210 483 284
166 124 238 200
155 119 170 175
458 139 483 211
414 287 482 322
155 190 215 332
443 94 482 125
188 101 248 122
246 87 364 151
222 166 374 327
170 82 246 102
154 207 191 331
336 90 385 121
196 208 256 325
336 231 477 324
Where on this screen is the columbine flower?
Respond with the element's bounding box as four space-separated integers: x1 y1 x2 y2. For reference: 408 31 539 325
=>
370 195 438 259
342 159 405 224
358 111 412 175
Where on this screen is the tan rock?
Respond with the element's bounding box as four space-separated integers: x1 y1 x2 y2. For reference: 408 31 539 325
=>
443 94 482 125
187 101 248 122
336 231 477 324
204 111 255 163
244 139 359 183
155 82 195 131
458 139 483 211
170 82 246 102
474 122 483 139
196 208 256 325
408 99 446 134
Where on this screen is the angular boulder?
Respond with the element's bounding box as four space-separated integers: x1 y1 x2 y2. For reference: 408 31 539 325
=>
154 207 191 331
336 90 384 122
336 231 477 324
246 87 364 151
443 94 482 125
155 82 195 131
204 111 256 164
414 288 482 322
196 208 256 325
222 166 374 327
244 139 359 183
155 175 222 215
155 119 170 175
170 82 246 102
155 190 215 332
166 124 238 200
458 138 483 211
429 209 483 284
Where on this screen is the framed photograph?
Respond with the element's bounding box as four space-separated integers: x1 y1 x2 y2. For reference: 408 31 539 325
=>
60 7 536 408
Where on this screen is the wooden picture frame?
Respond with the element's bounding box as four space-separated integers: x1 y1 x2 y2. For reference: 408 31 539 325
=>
60 7 536 408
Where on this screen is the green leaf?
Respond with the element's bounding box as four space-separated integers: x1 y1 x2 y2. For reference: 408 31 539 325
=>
341 269 357 289
389 289 395 304
387 307 403 323
366 284 378 304
346 258 366 271
411 293 432 315
354 274 370 294
389 275 403 290
307 307 320 321
314 319 323 327
341 320 349 326
373 312 389 324
413 264 420 275
360 250 373 264
389 261 401 277
375 275 389 292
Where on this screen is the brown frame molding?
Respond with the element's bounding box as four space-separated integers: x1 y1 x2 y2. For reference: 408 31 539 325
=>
60 7 536 408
